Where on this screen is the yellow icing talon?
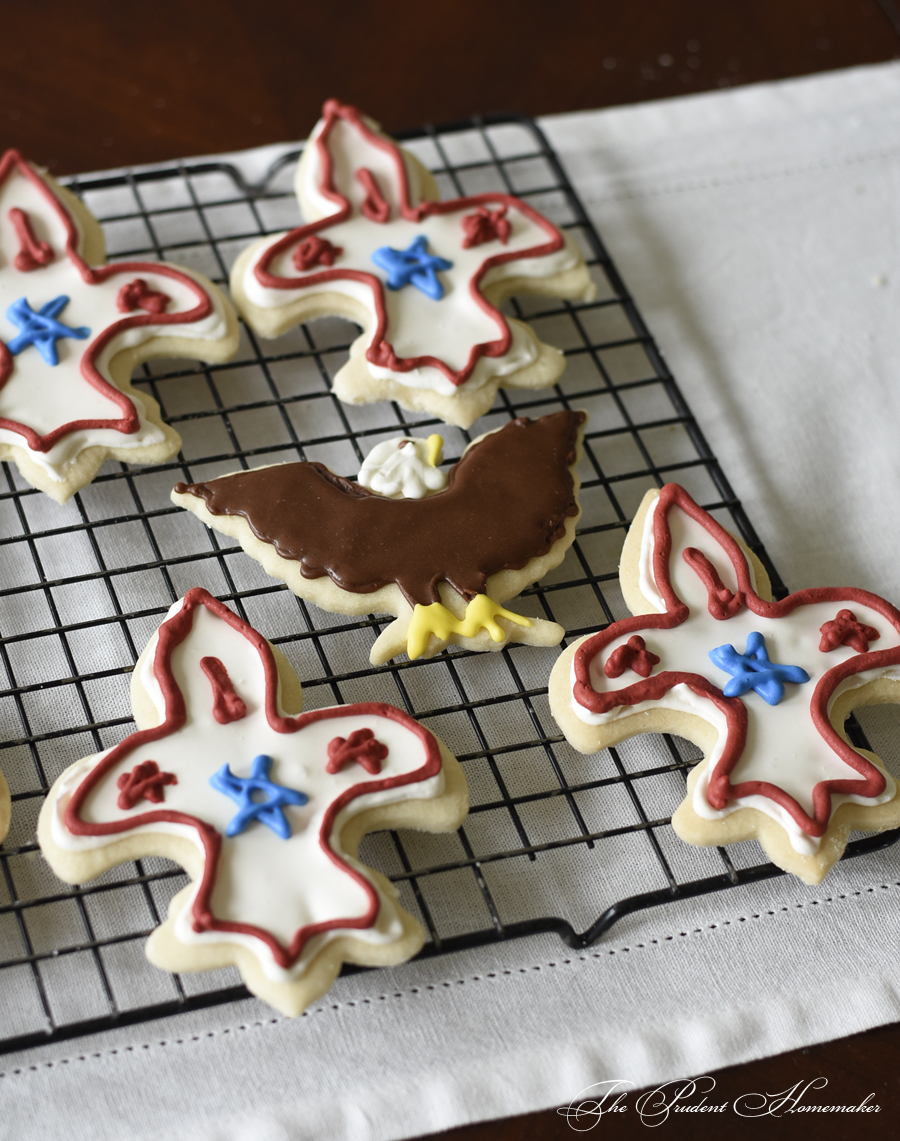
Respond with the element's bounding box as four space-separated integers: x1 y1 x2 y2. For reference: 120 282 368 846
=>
425 434 444 469
407 595 532 659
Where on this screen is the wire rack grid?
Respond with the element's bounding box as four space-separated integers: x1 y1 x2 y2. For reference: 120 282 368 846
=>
0 113 896 1056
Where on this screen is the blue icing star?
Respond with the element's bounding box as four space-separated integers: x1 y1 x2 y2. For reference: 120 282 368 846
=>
371 235 453 300
709 631 810 706
209 754 308 840
5 295 91 366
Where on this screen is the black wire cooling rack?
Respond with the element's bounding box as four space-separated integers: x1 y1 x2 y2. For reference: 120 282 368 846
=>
0 113 897 1056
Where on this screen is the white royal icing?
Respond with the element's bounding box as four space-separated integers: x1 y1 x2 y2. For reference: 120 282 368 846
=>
357 436 447 499
240 107 584 398
46 597 446 982
573 494 899 853
0 161 231 481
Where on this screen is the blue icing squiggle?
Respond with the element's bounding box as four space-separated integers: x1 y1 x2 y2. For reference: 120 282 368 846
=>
709 631 810 706
209 754 308 839
5 295 90 366
371 235 452 301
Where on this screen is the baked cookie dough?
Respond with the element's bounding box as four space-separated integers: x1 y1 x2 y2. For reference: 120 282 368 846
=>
172 410 586 664
0 150 240 501
39 588 468 1016
549 483 900 885
230 99 596 429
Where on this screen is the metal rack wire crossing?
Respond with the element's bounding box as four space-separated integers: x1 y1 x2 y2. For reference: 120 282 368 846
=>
0 114 896 1056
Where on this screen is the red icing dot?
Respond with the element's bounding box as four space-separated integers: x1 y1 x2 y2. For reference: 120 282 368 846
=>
819 609 880 654
604 635 660 679
116 760 177 810
326 728 389 775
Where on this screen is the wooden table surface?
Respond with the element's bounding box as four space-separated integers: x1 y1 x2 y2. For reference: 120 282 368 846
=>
4 2 900 1137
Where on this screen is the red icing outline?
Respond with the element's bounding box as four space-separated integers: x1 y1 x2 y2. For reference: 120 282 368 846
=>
62 588 442 970
253 100 566 388
572 484 900 838
0 150 215 453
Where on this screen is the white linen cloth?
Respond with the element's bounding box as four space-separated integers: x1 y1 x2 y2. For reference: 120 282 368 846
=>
4 61 900 1140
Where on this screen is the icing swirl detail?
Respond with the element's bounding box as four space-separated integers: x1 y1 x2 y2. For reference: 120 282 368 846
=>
357 434 446 499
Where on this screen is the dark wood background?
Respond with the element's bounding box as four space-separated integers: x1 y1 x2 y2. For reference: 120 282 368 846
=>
4 0 899 175
5 1 900 1137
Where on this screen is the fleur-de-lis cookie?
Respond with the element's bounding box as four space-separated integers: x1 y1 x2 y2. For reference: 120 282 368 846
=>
549 484 900 884
230 100 596 429
39 588 468 1015
0 152 240 501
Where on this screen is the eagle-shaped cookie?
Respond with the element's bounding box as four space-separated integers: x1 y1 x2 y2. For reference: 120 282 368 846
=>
549 484 900 884
0 151 240 501
39 588 468 1016
172 410 586 664
230 99 596 429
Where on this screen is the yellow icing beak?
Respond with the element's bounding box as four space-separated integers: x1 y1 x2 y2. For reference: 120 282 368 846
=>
425 434 444 468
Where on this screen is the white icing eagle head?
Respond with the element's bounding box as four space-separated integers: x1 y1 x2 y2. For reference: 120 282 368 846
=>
357 434 447 499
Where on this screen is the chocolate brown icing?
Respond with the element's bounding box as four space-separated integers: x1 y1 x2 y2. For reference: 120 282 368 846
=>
174 411 585 608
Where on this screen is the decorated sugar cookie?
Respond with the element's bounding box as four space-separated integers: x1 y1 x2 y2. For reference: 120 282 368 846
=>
172 410 585 664
230 99 596 429
39 588 468 1016
549 484 900 884
0 151 240 502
